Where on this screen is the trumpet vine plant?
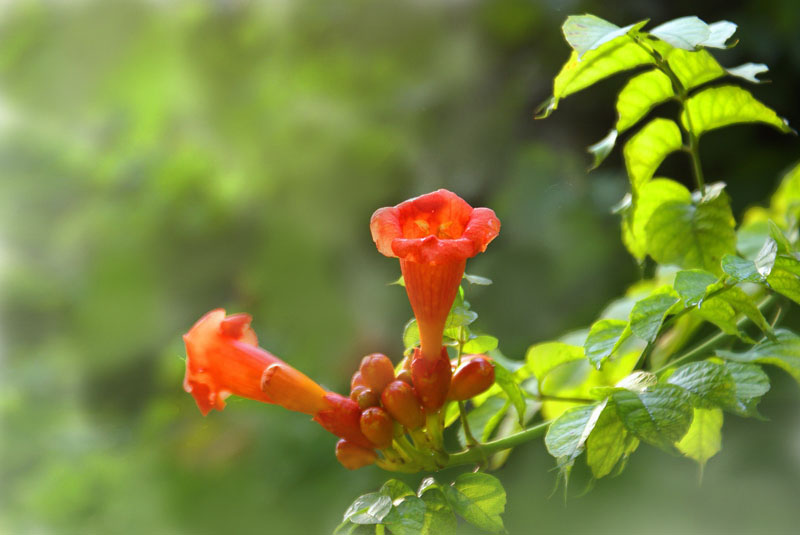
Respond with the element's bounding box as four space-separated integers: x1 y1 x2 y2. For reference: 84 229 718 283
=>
180 14 800 534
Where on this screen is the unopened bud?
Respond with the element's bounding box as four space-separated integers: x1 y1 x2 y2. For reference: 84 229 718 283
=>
381 380 425 429
335 439 377 470
359 407 394 449
360 353 395 393
448 356 495 401
396 369 413 385
410 348 452 412
351 371 366 390
351 386 379 410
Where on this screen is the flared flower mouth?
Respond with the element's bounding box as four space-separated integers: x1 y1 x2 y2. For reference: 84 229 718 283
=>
370 189 500 265
183 309 281 415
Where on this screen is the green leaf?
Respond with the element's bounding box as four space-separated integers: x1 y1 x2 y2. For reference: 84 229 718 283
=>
612 384 694 451
676 407 723 471
665 361 737 409
718 329 800 385
402 319 419 351
584 318 630 368
545 402 603 461
615 370 658 392
586 401 630 478
650 16 710 50
418 483 457 535
333 521 375 535
651 44 726 90
674 269 719 307
624 118 683 192
343 493 393 525
463 273 492 285
445 306 478 330
493 360 527 426
770 160 800 225
766 255 800 305
380 480 415 502
616 70 673 133
721 254 762 283
768 220 793 254
383 496 425 535
681 86 793 137
525 342 586 382
629 287 681 342
462 335 499 354
723 361 770 417
727 63 769 83
442 473 506 534
587 129 618 170
543 27 654 115
562 15 643 57
622 178 691 260
645 186 736 275
691 286 768 341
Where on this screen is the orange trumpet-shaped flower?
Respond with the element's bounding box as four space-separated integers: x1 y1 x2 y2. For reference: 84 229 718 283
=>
183 309 282 415
370 189 500 362
183 309 373 448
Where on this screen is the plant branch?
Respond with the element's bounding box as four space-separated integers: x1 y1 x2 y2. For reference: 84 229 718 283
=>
446 420 552 468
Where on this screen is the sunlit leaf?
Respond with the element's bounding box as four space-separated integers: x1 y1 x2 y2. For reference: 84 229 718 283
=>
545 402 603 461
673 269 719 307
584 318 630 368
586 401 630 478
616 70 673 133
766 255 800 305
727 63 769 83
721 254 762 283
493 360 527 426
645 186 736 274
612 384 694 451
650 16 710 50
622 178 691 260
442 473 506 534
654 44 725 89
525 342 586 382
624 118 683 192
665 361 737 409
699 21 738 48
418 485 457 535
383 496 426 535
562 15 643 57
629 286 681 342
718 329 800 385
676 407 723 472
681 85 793 136
343 493 393 525
463 335 499 354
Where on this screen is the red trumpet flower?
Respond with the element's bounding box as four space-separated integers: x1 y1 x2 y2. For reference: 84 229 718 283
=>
370 189 500 362
183 309 372 448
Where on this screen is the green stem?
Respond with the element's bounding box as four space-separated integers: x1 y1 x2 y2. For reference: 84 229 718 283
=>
446 420 551 467
631 35 705 193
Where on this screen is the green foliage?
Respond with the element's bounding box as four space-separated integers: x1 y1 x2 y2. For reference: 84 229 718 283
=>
338 475 506 535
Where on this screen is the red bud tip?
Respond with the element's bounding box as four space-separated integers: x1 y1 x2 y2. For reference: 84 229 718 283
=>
380 380 425 430
335 439 377 470
359 353 396 393
359 407 394 449
410 348 452 412
448 356 495 401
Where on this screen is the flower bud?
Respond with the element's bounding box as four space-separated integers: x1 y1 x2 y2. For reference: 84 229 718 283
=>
314 393 373 449
351 371 367 390
359 407 394 449
396 369 413 385
380 380 425 430
335 439 377 470
350 386 380 410
410 348 452 412
359 353 395 393
448 356 495 401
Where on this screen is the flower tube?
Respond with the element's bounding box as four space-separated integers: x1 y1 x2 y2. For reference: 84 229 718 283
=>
370 189 500 362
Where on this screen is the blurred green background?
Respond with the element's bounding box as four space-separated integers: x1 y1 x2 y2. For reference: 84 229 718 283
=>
1 0 798 533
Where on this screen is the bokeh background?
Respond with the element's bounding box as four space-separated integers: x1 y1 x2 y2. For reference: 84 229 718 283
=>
1 0 799 533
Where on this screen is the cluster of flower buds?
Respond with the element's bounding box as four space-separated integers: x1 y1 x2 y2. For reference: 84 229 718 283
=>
182 189 500 472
